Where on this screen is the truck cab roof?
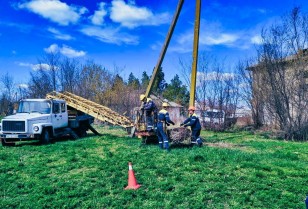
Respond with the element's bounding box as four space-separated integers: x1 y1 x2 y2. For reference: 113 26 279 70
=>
20 99 65 103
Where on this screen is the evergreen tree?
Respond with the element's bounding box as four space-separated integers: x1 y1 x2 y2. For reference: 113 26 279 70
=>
127 72 140 89
162 74 189 105
113 74 125 89
141 71 150 89
152 67 165 95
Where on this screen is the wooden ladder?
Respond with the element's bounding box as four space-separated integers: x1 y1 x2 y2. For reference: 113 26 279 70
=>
46 91 133 129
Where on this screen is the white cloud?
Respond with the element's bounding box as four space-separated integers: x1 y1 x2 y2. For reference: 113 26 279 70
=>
197 71 237 81
44 44 86 58
90 2 108 26
32 63 52 71
18 84 29 89
257 9 267 14
170 17 271 53
202 34 239 46
48 27 73 40
44 44 59 53
18 0 87 26
17 62 56 71
80 26 138 45
170 20 240 53
60 45 86 58
110 0 170 28
17 62 34 68
251 35 262 45
172 31 239 53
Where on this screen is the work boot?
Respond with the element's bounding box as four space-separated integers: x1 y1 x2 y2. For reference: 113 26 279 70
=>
196 138 203 147
164 141 169 151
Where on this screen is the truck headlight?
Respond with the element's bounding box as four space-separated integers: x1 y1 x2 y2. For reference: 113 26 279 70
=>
33 126 39 132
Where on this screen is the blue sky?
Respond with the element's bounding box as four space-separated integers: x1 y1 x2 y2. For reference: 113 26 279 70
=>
0 0 307 87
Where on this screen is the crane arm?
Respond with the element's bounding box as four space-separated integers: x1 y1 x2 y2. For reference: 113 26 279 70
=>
189 0 201 107
144 0 184 98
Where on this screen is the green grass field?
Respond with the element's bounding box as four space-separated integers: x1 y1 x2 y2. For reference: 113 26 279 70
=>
0 127 307 208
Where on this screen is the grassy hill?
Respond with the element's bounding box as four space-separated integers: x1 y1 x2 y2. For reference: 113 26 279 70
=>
0 127 307 208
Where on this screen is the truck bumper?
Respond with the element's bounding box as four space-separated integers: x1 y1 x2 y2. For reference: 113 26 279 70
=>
0 134 39 142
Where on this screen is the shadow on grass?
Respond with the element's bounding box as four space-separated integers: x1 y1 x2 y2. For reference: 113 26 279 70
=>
12 133 97 147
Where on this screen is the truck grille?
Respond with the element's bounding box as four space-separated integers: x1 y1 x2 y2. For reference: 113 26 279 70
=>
2 121 26 132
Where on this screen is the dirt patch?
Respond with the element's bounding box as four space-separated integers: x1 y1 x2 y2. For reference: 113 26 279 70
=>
205 142 236 148
205 142 248 151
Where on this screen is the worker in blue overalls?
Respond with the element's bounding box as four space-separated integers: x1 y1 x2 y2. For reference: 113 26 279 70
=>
143 97 157 131
157 102 175 151
181 106 203 147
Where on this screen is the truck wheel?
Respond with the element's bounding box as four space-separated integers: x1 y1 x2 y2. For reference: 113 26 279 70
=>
41 129 51 144
78 128 87 138
1 138 15 146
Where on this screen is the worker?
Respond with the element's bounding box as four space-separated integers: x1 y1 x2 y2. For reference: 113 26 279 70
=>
180 106 203 147
140 94 146 104
143 97 157 130
139 94 147 122
140 94 157 130
157 102 175 151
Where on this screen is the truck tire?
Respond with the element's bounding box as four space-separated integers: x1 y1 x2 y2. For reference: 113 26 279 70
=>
41 129 51 144
77 128 87 138
1 138 15 146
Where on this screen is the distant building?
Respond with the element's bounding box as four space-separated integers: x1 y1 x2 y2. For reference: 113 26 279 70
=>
249 49 308 127
149 95 184 124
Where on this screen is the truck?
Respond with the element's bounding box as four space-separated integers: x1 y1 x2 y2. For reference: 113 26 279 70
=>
0 98 94 146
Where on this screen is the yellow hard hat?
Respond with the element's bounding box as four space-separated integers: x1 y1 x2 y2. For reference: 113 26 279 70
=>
162 102 169 107
140 94 146 101
188 106 195 111
147 98 152 102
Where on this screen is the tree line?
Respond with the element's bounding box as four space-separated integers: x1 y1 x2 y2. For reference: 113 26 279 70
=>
0 53 190 118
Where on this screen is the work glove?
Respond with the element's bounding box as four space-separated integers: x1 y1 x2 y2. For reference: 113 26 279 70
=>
166 123 170 126
180 123 184 126
171 122 175 125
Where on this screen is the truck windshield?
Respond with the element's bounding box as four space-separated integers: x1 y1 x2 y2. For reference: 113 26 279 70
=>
17 101 51 114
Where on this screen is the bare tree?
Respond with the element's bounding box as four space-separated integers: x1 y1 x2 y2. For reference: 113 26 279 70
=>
1 72 15 101
28 69 53 98
27 52 61 97
255 7 308 139
59 58 80 93
179 52 241 129
77 61 113 102
238 60 264 128
38 52 61 92
0 73 15 115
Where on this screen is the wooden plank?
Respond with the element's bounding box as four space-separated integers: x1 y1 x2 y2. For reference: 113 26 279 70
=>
46 91 133 128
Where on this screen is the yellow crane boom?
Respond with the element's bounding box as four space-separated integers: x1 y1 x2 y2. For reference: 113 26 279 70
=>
189 0 201 107
144 0 184 98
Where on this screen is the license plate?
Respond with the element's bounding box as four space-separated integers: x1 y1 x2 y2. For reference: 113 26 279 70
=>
6 134 18 138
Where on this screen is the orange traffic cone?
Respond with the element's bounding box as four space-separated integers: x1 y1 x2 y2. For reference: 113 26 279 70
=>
125 162 141 190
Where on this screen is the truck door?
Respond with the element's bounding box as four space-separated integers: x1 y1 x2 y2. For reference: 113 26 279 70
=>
52 102 68 129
